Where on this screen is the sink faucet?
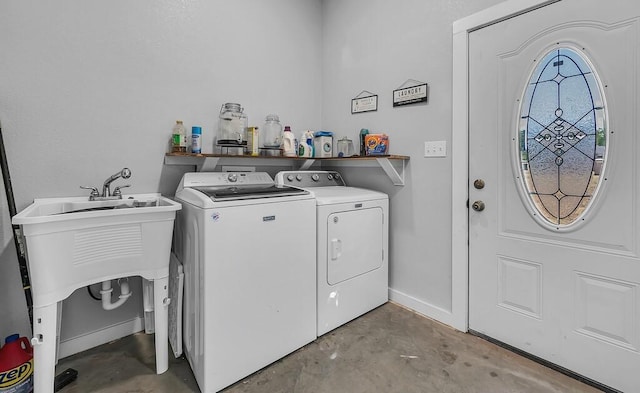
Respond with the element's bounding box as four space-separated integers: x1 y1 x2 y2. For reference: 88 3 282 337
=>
81 168 132 200
102 168 131 198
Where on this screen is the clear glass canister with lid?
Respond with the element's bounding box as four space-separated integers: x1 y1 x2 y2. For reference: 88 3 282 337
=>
260 114 283 148
217 103 248 147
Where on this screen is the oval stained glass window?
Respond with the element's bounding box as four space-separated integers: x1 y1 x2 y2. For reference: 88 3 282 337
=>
517 47 607 228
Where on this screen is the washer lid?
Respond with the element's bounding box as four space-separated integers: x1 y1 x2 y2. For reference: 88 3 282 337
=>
193 184 309 202
175 171 311 205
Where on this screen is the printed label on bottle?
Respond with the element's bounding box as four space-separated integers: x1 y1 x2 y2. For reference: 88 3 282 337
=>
172 134 187 152
191 134 201 153
0 360 33 393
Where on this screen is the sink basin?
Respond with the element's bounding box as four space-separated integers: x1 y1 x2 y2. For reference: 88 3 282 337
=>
12 193 182 303
15 194 177 221
12 193 182 392
56 199 160 214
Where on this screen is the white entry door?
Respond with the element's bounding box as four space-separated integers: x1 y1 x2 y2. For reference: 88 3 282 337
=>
468 1 640 391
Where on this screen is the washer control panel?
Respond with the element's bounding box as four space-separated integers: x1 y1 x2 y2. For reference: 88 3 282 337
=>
180 172 275 187
276 171 346 188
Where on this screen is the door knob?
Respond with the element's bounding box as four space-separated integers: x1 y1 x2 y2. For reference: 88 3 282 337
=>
472 200 485 211
473 179 485 189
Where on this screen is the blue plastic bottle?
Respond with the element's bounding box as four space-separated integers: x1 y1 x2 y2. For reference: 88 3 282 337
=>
191 126 202 154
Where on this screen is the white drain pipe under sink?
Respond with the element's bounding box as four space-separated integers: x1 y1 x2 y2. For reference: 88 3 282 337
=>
100 278 132 311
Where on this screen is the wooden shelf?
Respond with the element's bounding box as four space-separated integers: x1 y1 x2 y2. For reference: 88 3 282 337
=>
164 153 410 185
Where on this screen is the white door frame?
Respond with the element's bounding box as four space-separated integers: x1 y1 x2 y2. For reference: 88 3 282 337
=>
450 0 561 332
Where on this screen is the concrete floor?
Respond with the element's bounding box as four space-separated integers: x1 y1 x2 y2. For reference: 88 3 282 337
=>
55 302 601 393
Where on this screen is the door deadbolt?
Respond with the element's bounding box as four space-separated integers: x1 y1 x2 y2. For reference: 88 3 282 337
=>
473 179 485 189
471 200 485 212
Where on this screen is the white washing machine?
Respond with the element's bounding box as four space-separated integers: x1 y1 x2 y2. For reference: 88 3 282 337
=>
173 172 316 392
275 170 389 336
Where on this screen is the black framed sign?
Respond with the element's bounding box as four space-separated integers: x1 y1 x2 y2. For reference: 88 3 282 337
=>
351 90 378 114
393 80 428 107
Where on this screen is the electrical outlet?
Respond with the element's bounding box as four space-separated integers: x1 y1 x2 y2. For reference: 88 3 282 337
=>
424 141 447 157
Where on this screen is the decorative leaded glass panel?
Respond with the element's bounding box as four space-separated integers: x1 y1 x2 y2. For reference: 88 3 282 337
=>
517 47 607 228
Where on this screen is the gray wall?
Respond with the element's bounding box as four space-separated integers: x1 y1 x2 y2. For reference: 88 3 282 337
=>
321 0 501 320
0 169 29 341
0 0 503 352
0 0 322 349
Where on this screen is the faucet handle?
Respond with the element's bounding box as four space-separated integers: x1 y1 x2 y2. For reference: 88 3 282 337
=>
112 184 131 198
80 186 100 200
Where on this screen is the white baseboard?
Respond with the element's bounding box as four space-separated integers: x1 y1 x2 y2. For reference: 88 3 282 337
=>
389 288 460 330
58 293 457 360
58 317 144 359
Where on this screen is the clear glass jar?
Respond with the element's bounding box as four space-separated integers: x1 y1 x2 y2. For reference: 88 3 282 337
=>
217 103 247 147
260 114 283 148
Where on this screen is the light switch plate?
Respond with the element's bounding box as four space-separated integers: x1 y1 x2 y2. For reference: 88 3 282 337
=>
424 141 447 157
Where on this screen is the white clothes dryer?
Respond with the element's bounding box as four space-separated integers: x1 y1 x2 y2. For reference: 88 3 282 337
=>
174 172 316 392
275 170 389 336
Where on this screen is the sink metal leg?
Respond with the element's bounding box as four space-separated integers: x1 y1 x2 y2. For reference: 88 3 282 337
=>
32 303 58 393
153 276 169 374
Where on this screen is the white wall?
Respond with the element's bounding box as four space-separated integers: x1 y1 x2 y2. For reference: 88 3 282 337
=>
0 0 322 349
321 0 502 324
0 0 507 352
0 169 30 341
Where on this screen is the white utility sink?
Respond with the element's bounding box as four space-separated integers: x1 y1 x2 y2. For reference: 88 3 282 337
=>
12 193 181 393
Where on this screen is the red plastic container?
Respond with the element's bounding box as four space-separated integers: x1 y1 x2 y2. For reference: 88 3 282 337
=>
0 334 33 393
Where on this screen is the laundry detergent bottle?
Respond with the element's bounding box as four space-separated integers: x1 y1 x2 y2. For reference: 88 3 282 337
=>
298 131 314 157
0 334 33 393
282 126 297 157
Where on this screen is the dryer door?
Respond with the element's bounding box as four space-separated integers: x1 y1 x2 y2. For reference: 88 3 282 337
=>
327 207 384 285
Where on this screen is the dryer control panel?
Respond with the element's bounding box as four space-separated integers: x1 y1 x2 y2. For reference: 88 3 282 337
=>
275 171 346 188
